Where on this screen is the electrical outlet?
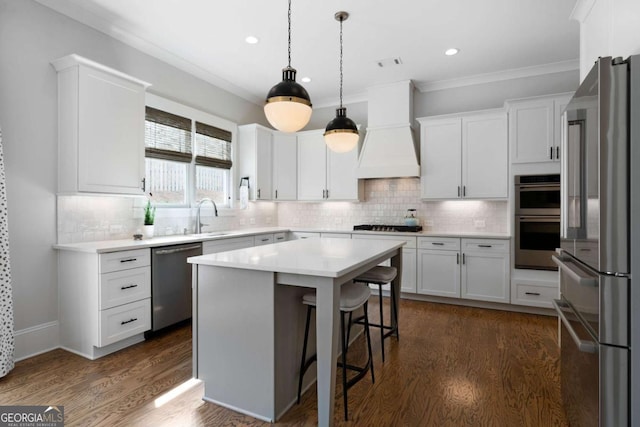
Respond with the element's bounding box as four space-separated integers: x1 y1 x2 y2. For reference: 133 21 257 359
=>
424 219 434 227
334 217 343 225
474 219 486 228
239 218 246 225
249 218 256 225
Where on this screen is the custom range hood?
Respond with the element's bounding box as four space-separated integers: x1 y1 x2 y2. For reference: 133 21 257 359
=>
356 80 420 178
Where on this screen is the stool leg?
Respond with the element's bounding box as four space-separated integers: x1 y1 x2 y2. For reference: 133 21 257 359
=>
378 283 385 362
363 301 375 384
297 305 312 404
391 282 399 340
340 311 348 421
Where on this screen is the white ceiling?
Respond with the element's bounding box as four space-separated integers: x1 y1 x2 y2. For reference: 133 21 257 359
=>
36 0 580 107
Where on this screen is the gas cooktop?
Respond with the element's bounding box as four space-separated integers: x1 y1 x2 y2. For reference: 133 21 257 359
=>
353 224 423 233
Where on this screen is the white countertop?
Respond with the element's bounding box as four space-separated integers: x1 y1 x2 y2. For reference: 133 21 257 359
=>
53 227 289 253
53 226 510 253
188 238 406 278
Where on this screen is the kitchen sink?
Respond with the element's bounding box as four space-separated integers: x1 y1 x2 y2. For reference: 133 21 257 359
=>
191 232 230 238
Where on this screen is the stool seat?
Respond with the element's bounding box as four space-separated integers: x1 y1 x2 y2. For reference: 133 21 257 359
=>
354 266 397 284
303 282 371 311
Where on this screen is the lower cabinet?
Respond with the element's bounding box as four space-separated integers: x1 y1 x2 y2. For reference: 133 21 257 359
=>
58 248 151 359
418 237 510 303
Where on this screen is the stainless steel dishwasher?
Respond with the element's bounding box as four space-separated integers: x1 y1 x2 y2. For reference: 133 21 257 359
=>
151 242 202 331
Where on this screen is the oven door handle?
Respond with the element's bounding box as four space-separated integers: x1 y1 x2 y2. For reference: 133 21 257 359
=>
552 255 598 287
516 185 560 191
518 216 561 221
552 299 599 354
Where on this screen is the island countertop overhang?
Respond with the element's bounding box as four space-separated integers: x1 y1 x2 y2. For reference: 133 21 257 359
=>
187 238 406 278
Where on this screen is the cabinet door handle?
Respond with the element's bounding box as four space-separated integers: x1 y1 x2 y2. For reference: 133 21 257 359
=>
478 244 492 248
120 258 138 263
121 318 138 325
120 284 138 290
525 292 541 296
457 253 460 264
275 189 278 199
141 177 146 192
257 189 261 198
260 238 269 242
462 253 465 264
276 237 285 240
457 186 461 197
431 242 445 246
550 147 553 160
556 146 560 159
463 186 466 197
326 189 329 199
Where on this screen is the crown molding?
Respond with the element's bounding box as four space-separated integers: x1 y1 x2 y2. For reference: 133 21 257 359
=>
415 59 580 93
570 0 598 22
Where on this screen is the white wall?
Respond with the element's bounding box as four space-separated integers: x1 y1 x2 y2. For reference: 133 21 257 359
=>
572 0 640 80
0 0 264 359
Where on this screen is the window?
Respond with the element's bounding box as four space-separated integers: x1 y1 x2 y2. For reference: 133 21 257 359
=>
144 96 235 207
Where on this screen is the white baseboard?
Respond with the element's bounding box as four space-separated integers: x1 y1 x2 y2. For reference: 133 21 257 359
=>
14 321 60 362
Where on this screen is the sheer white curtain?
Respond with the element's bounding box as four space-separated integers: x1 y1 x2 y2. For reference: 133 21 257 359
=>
0 127 15 377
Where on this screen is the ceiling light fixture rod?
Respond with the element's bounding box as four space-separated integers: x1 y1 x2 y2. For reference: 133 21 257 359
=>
287 0 291 67
337 11 345 109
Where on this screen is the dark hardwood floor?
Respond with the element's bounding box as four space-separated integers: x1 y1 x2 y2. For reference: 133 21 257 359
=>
0 299 567 426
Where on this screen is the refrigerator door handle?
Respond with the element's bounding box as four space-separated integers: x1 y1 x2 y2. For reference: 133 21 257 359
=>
552 255 598 287
553 299 599 354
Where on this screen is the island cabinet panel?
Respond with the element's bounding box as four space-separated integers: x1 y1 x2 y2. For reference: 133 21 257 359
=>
52 54 149 195
58 248 151 359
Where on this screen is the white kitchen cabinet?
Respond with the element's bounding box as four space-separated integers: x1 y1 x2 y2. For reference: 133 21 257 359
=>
297 129 363 201
58 248 151 359
417 237 510 302
418 109 508 199
202 236 254 254
272 132 297 200
52 54 150 195
460 239 510 303
507 93 573 164
289 232 321 240
273 232 287 243
417 237 461 297
254 234 274 246
237 124 273 200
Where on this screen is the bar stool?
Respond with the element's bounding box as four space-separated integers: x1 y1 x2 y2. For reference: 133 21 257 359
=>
297 282 375 421
352 266 398 362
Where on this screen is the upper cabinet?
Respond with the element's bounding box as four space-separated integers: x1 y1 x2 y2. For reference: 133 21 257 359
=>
507 93 573 164
237 124 273 201
418 109 508 200
297 129 363 201
53 54 150 195
272 132 297 201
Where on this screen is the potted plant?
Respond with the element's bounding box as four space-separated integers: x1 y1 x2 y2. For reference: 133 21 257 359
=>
143 199 156 238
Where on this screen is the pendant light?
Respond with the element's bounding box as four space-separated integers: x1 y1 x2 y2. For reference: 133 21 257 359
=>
324 11 358 153
264 0 312 133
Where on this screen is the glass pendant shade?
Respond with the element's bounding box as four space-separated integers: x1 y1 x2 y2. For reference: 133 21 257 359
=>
324 107 359 153
264 67 312 133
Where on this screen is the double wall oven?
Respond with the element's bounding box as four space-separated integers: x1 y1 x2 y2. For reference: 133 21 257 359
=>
514 174 560 270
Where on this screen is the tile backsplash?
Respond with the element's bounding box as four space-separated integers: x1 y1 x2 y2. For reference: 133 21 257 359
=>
277 178 508 232
57 178 508 244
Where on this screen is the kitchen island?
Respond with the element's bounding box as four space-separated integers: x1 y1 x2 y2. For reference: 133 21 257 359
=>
188 238 405 426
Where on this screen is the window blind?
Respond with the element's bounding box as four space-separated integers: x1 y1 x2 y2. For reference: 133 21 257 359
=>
195 121 232 169
145 107 192 163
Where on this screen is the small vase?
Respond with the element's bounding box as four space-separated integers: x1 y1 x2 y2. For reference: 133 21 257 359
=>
143 225 155 239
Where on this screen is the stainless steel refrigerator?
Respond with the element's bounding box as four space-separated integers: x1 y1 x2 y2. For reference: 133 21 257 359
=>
553 55 639 426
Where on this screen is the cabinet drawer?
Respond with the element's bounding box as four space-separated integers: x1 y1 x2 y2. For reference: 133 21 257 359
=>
100 249 150 273
254 234 274 246
290 232 320 240
512 283 557 308
274 232 287 243
353 234 417 249
100 267 151 310
98 298 151 347
203 237 254 254
418 237 459 251
461 239 509 253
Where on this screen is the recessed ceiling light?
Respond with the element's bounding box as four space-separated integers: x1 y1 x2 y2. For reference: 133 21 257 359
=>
445 48 459 56
245 36 259 44
301 77 311 83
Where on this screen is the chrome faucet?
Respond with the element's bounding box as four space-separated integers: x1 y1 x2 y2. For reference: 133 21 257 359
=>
195 198 218 234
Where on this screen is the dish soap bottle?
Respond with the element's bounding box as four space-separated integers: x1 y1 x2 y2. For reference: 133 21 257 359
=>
404 209 419 226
